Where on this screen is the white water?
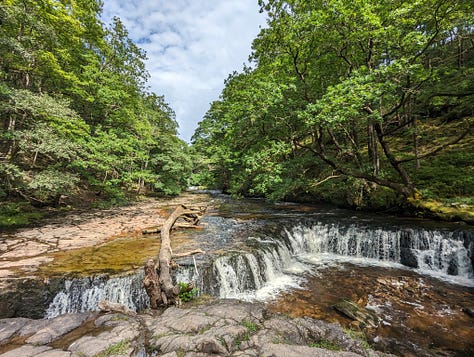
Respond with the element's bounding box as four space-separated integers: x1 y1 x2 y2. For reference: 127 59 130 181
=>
210 222 474 301
45 272 149 318
46 220 473 316
212 247 304 301
285 223 473 285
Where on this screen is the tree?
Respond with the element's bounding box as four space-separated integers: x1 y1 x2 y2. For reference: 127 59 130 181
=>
1 0 192 212
193 0 474 206
0 88 88 205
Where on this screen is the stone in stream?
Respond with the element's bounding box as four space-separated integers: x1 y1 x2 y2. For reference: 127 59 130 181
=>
462 305 474 318
0 300 394 357
333 300 380 328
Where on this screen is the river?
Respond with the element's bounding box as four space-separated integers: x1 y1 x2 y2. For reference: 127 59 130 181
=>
1 190 473 356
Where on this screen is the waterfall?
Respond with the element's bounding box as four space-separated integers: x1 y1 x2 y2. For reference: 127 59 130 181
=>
285 223 473 279
45 220 473 316
208 222 473 300
45 272 149 318
45 265 199 318
206 238 308 300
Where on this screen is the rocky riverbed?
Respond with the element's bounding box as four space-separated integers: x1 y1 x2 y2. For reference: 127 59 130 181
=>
0 192 214 318
0 299 393 357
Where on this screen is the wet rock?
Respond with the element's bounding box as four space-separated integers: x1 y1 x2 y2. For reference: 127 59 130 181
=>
333 300 379 329
0 277 64 319
447 258 458 275
399 247 418 268
461 305 474 317
97 300 137 316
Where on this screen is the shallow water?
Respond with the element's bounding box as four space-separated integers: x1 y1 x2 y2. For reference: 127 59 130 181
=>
267 263 474 356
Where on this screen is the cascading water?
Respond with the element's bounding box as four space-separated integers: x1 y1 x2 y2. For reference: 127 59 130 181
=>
286 223 473 280
45 214 473 317
206 243 306 301
45 272 149 318
207 221 474 301
45 265 200 318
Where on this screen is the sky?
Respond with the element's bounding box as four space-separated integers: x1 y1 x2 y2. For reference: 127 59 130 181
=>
101 0 267 142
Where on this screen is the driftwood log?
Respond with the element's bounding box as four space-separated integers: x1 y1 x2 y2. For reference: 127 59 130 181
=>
142 222 204 234
143 205 205 307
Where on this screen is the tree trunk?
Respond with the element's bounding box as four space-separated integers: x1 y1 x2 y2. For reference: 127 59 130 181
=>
143 259 162 309
367 121 379 176
143 205 205 307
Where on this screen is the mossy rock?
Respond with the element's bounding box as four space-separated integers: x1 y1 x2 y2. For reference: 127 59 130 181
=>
409 198 474 225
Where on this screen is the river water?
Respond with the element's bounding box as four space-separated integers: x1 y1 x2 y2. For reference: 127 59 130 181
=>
12 191 474 356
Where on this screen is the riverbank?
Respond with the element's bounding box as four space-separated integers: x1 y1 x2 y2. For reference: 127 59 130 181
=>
0 193 212 283
0 299 393 357
407 198 474 225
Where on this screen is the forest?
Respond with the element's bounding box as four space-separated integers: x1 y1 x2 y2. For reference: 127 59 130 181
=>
0 0 192 224
1 0 474 226
192 0 474 219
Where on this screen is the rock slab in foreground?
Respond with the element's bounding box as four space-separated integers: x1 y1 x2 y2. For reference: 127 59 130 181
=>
0 300 393 357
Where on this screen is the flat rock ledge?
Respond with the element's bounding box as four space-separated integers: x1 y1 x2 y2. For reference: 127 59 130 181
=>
0 300 394 357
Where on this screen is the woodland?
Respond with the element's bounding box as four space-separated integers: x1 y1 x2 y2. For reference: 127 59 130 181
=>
1 0 474 226
0 0 191 222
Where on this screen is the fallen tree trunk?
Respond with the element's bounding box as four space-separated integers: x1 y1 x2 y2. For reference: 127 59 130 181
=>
142 222 204 234
143 205 205 307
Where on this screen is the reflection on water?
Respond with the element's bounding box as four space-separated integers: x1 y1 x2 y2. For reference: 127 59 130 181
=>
267 263 474 356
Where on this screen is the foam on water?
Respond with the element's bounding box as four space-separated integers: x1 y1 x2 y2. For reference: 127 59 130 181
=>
210 221 474 301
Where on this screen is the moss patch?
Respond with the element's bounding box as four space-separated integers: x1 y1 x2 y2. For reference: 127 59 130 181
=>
0 202 44 229
409 198 474 225
94 340 129 357
309 339 341 351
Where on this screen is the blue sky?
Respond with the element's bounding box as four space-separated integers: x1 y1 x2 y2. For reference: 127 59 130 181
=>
101 0 266 142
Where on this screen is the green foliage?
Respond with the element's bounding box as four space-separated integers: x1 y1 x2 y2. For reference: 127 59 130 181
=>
0 0 192 211
0 202 43 228
178 282 199 302
344 328 371 351
413 150 474 199
234 333 250 348
27 169 79 202
241 320 258 333
309 339 341 351
94 340 129 357
192 0 474 210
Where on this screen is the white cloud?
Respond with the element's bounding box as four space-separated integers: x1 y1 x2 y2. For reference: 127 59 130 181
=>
101 0 266 142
